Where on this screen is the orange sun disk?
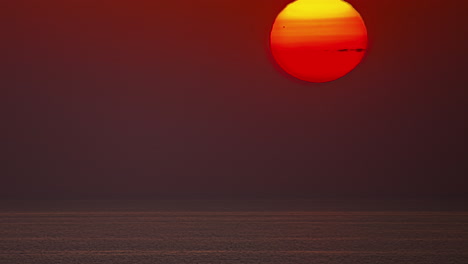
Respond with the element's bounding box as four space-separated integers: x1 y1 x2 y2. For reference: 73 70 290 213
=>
270 0 368 83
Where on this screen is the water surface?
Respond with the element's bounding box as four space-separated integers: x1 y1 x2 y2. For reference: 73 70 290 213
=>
1 200 467 263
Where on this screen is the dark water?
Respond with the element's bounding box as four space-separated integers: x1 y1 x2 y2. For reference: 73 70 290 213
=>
1 200 467 264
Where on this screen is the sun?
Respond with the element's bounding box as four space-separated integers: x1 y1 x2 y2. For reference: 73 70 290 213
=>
270 0 368 83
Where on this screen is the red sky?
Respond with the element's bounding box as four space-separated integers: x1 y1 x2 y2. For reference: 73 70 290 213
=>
1 0 468 199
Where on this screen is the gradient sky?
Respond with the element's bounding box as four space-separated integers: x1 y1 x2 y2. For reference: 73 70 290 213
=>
2 0 467 198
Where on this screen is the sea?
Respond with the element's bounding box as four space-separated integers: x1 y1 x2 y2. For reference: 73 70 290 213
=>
1 199 467 264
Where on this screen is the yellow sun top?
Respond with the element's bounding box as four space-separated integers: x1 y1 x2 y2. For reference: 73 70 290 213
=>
278 0 357 20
